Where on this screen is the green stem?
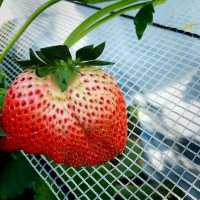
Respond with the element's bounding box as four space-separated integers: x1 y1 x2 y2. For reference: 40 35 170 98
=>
64 0 142 47
68 2 148 47
65 0 166 47
0 0 60 63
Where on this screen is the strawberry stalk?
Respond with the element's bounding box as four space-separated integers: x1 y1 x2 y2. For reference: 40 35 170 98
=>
0 0 60 63
65 0 166 47
65 1 148 47
65 0 142 47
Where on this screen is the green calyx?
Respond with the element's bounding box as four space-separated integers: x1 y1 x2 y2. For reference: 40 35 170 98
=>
17 42 113 92
134 2 155 39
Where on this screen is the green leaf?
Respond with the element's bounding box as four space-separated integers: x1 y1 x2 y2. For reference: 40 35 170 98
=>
54 64 75 92
0 69 8 88
0 154 36 199
35 51 50 64
76 42 105 61
40 45 72 62
79 60 114 66
33 178 56 200
0 0 3 7
0 127 5 137
36 66 56 77
18 49 45 68
30 49 46 65
134 3 154 39
17 60 37 68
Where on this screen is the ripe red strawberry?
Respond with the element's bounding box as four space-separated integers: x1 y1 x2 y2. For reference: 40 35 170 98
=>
0 68 127 166
0 44 127 167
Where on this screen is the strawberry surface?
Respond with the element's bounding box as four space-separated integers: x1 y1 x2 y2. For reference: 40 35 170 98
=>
0 68 127 167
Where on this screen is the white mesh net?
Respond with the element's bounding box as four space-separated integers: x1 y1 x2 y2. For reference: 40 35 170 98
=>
0 0 199 199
